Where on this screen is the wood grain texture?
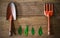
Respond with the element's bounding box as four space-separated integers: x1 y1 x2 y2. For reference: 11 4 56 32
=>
0 0 60 38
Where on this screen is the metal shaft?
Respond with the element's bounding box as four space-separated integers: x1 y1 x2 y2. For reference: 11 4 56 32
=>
9 15 12 36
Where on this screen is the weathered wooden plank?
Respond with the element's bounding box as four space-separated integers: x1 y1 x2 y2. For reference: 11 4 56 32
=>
0 17 48 38
0 0 60 38
1 2 60 17
0 0 59 3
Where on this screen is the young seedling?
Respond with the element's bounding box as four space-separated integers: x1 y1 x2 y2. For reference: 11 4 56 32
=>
24 25 29 36
31 27 35 35
18 25 22 35
38 26 43 36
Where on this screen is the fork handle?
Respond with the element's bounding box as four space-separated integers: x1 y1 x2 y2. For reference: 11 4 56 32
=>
48 16 50 35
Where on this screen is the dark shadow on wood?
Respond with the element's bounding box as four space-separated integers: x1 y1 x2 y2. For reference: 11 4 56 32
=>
14 2 23 19
50 3 60 38
11 20 16 36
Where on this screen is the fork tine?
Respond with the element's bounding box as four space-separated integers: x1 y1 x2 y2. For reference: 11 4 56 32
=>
50 4 53 11
52 4 53 11
49 3 51 11
49 4 53 11
46 3 48 11
44 3 49 11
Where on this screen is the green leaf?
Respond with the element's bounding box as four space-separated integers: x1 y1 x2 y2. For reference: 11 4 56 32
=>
31 27 35 35
24 25 29 36
18 26 22 35
38 26 43 36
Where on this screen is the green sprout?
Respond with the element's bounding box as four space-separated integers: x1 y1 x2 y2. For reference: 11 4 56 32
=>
24 25 29 36
18 26 22 35
38 26 43 36
31 27 35 35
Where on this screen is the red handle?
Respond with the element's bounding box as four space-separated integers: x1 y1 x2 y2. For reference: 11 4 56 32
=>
9 15 12 36
48 15 50 35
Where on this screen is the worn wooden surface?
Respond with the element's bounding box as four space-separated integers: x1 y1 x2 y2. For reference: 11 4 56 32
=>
0 0 60 38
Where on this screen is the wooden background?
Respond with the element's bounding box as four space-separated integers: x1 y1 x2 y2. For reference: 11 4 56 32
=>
0 0 60 38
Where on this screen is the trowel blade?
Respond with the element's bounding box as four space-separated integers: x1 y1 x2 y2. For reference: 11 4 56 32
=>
10 2 16 20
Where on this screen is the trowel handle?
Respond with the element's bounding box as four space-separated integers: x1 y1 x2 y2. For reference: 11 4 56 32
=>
9 15 12 36
48 16 50 35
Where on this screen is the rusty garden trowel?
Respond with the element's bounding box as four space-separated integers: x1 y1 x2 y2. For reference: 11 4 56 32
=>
6 2 16 36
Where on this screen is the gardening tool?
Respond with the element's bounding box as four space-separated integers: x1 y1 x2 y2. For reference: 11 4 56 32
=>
7 2 16 36
44 3 53 35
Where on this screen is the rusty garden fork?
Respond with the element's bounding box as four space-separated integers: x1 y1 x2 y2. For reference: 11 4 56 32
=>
44 3 53 35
